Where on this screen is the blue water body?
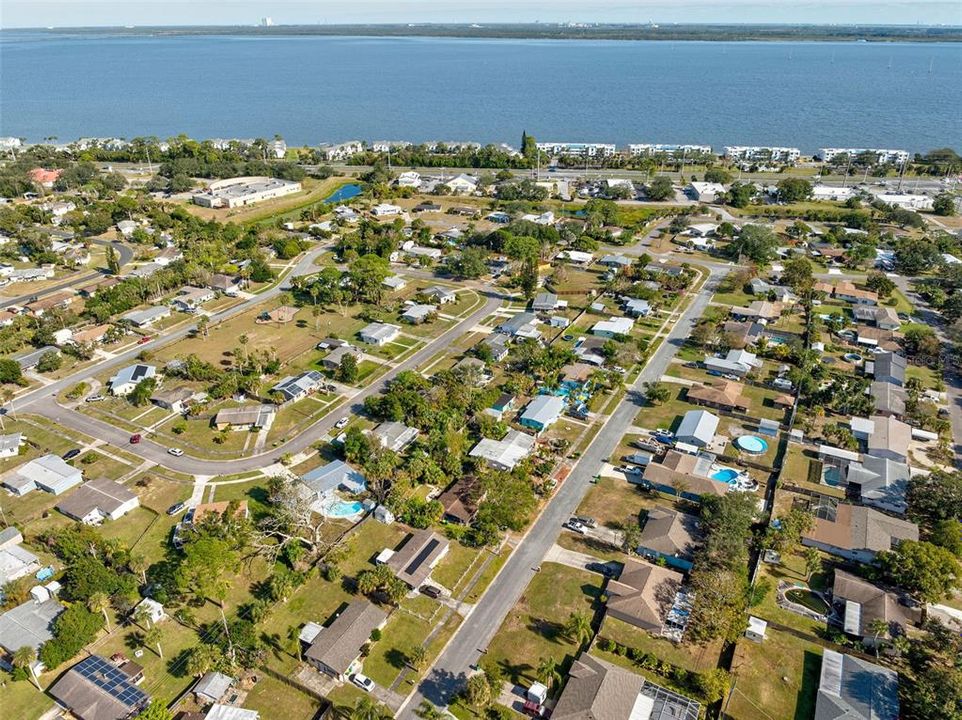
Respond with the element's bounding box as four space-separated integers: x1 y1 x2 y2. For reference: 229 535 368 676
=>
1 32 961 151
711 468 740 483
735 435 769 454
323 183 362 204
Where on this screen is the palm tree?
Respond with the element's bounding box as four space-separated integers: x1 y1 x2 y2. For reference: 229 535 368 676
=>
414 701 445 720
344 697 383 720
407 645 427 671
88 592 111 631
642 381 670 405
536 656 562 690
143 624 165 659
12 646 40 690
287 625 303 661
867 618 889 658
564 611 593 646
196 315 209 339
129 555 150 585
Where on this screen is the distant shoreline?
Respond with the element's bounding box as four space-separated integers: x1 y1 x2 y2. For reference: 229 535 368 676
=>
5 23 962 43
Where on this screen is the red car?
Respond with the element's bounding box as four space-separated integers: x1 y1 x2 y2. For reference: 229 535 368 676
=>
137 335 152 345
523 700 550 717
129 434 142 444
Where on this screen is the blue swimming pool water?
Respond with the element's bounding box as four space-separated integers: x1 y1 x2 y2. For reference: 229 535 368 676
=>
823 466 843 487
323 183 362 204
326 500 365 518
711 468 740 483
735 435 769 454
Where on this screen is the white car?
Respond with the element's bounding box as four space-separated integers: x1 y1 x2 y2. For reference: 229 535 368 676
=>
334 417 350 429
167 447 184 457
350 673 374 692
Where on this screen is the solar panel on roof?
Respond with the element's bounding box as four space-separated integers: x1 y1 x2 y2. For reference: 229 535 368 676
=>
405 538 440 576
76 656 149 708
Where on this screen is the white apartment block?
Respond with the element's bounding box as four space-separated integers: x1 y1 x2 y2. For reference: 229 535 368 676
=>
724 146 801 164
536 142 617 157
628 143 712 157
191 176 301 209
818 148 910 165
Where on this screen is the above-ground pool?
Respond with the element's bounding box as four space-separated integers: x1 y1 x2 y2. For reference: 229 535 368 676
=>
735 435 769 455
785 588 830 615
843 353 863 363
711 468 740 483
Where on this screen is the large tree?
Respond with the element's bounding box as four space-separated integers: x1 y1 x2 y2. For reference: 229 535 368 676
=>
879 540 960 607
726 224 779 264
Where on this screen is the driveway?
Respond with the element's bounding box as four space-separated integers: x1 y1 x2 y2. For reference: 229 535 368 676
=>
397 264 728 717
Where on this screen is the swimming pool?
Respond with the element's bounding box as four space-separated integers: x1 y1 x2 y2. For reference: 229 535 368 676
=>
711 468 740 482
321 498 365 518
823 466 843 487
735 435 769 454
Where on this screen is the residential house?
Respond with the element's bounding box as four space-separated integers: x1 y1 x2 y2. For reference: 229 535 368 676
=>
870 382 906 419
322 344 362 371
384 529 450 588
469 429 536 471
24 290 77 317
623 298 652 317
0 595 64 660
121 306 170 327
604 558 685 634
591 316 634 338
844 455 910 514
382 275 407 291
423 285 457 304
128 262 163 279
573 336 607 366
0 527 40 586
300 461 367 506
532 292 563 312
303 601 388 680
359 322 400 346
209 274 241 295
704 348 762 378
599 253 633 269
686 380 749 413
116 219 140 237
552 654 700 720
853 305 900 330
557 250 594 265
371 421 419 452
486 393 516 420
2 454 83 496
869 352 906 387
193 672 235 705
371 203 402 217
171 286 215 312
481 333 510 361
109 364 156 396
814 650 899 720
401 303 437 324
675 410 719 448
438 475 485 525
48 655 150 720
153 246 183 266
519 395 566 432
55 478 140 525
865 415 912 463
831 570 918 647
271 371 324 403
0 432 23 459
444 174 479 194
834 281 878 306
71 324 113 346
212 405 275 431
688 181 726 202
730 301 782 322
637 450 730 503
13 345 59 371
637 507 702 571
801 503 918 563
413 201 442 214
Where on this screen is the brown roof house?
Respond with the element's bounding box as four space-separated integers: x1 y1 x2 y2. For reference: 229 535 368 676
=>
604 558 684 635
802 503 918 564
637 450 729 503
303 601 387 680
383 529 450 588
686 380 749 413
552 653 700 720
49 655 150 720
56 478 140 525
438 475 485 525
831 569 919 647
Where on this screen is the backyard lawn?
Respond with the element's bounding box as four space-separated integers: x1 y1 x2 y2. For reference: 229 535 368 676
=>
486 563 603 686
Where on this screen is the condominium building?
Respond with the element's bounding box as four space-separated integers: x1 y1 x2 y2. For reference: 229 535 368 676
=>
723 146 801 164
818 148 910 165
536 142 617 157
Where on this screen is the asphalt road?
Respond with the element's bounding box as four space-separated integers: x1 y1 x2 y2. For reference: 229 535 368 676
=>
398 265 728 718
0 239 133 309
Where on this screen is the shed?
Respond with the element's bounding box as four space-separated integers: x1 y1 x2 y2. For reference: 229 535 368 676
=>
745 616 767 642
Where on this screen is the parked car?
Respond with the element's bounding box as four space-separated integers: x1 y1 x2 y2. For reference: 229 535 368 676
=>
350 674 374 692
420 585 442 599
85 394 105 403
586 562 618 578
523 699 551 717
334 417 350 429
651 432 675 445
564 520 587 534
166 502 187 516
129 434 142 444
137 335 152 345
573 515 597 529
62 448 81 461
167 447 184 457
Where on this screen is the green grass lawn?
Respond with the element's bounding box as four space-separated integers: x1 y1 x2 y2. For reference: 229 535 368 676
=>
597 616 723 674
633 388 691 431
723 631 823 720
243 674 322 720
0 671 54 720
486 562 603 686
363 611 434 687
431 542 482 592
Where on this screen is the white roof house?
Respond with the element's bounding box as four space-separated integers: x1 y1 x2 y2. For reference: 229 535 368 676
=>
271 371 324 403
372 421 420 453
121 305 170 327
704 349 761 377
676 410 719 448
591 316 634 338
445 174 479 194
0 529 40 586
372 203 402 217
2 454 83 496
55 478 140 525
401 303 437 324
689 182 727 201
382 275 407 290
359 322 400 346
519 395 567 432
558 250 594 265
469 429 536 471
0 432 23 459
109 363 157 396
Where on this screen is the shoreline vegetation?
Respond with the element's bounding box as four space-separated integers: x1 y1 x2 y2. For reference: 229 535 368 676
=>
9 23 962 43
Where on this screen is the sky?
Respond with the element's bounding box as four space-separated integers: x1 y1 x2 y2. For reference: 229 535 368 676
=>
2 1 961 29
